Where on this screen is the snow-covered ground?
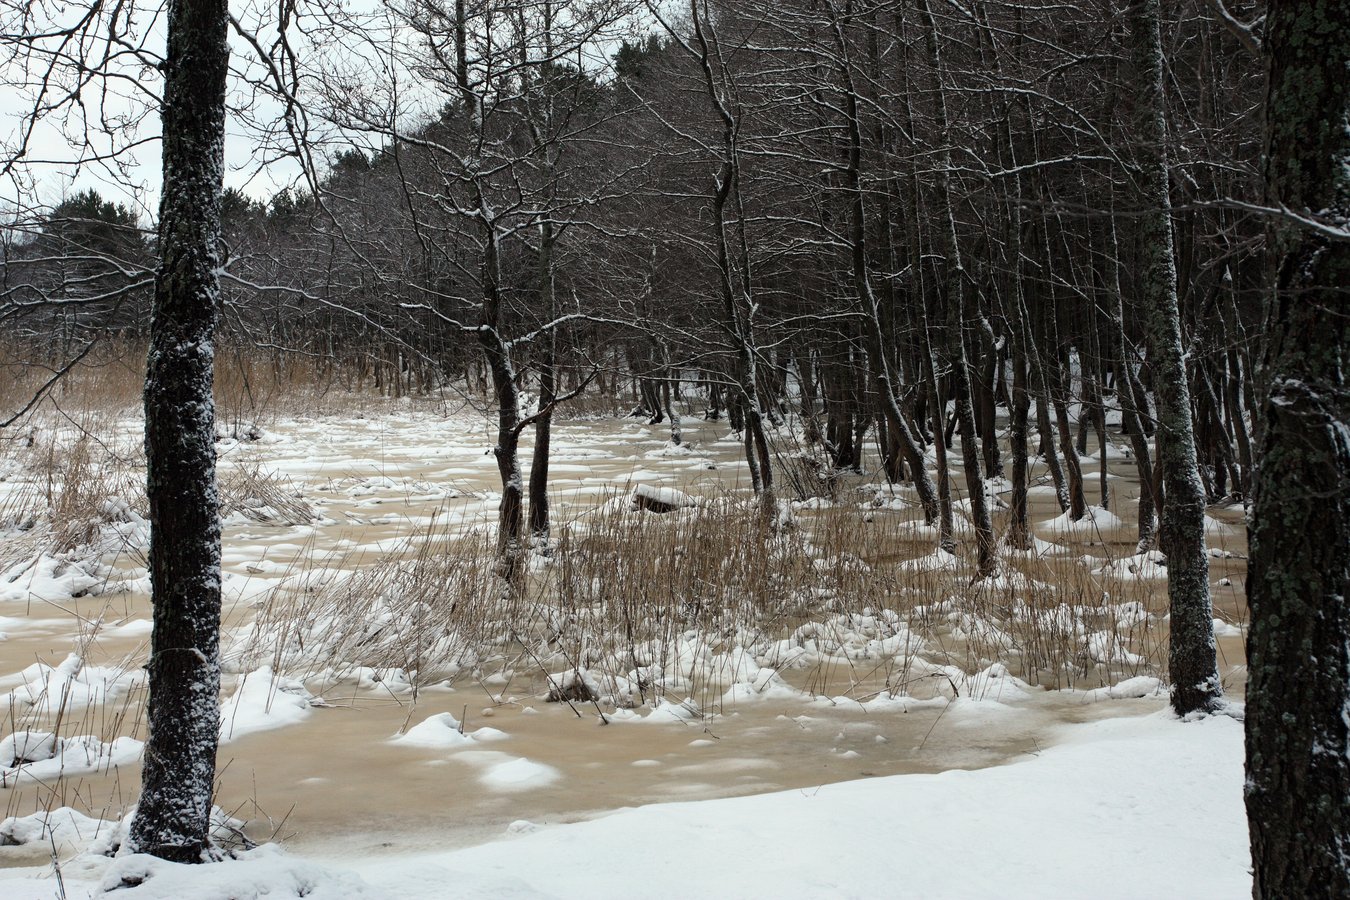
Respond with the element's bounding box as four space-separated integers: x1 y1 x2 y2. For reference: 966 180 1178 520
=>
0 709 1248 899
0 409 1252 898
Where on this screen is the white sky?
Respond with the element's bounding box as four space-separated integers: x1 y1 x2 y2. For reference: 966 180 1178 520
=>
1 0 378 223
2 0 650 226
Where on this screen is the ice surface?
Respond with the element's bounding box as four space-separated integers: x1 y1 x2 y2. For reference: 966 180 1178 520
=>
0 712 1249 898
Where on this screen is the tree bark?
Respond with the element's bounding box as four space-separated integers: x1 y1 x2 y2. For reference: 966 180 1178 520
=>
528 225 557 540
1245 0 1350 894
130 0 229 863
1128 0 1222 716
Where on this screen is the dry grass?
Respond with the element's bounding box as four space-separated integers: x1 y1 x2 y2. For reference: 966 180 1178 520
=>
228 517 503 693
0 364 1212 713
0 339 464 429
219 459 317 526
229 485 1180 724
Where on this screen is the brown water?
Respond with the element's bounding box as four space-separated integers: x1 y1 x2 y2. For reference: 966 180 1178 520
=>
0 411 1248 863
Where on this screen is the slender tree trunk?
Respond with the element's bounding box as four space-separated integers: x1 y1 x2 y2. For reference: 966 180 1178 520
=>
826 2 939 523
794 345 823 446
1109 218 1159 550
1246 1 1350 894
1223 347 1252 497
1128 0 1221 716
976 316 1004 480
1041 255 1087 519
688 4 774 515
663 343 681 446
528 224 557 541
1054 389 1088 520
1085 322 1110 509
924 330 956 554
1007 337 1032 550
705 377 723 421
130 0 228 864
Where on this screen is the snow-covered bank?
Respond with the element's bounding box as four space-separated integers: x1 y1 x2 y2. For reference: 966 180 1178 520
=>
0 710 1249 899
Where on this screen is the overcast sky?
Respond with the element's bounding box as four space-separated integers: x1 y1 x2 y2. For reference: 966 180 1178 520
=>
2 0 646 226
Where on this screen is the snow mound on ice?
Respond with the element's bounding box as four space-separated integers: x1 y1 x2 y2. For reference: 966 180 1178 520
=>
479 757 560 790
219 667 315 742
0 731 142 787
1045 505 1124 535
0 807 115 848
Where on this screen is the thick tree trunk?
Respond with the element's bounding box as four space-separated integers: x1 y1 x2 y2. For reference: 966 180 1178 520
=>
1245 1 1350 895
130 0 229 864
1129 0 1221 717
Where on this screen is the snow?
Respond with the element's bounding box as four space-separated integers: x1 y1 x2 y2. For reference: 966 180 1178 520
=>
1096 549 1169 581
0 711 1250 898
393 712 475 748
0 554 107 601
1 654 142 713
1044 505 1125 535
0 807 116 849
392 712 507 749
631 484 700 511
475 755 560 790
0 732 142 787
218 668 315 742
1080 676 1165 701
898 547 960 573
0 412 1256 898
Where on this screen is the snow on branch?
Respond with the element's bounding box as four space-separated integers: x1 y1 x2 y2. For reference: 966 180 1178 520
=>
1200 0 1263 57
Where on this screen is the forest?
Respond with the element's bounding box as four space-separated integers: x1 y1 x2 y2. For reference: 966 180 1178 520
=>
0 0 1345 897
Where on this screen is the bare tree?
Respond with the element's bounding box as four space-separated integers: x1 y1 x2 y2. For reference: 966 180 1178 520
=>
127 0 230 863
1128 0 1222 717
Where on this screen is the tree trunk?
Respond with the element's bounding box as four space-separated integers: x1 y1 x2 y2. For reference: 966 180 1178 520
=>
794 345 823 446
1245 1 1350 894
689 5 775 514
130 0 229 864
975 316 1004 481
924 334 956 554
825 5 939 523
1128 0 1221 717
528 228 557 541
1007 323 1032 550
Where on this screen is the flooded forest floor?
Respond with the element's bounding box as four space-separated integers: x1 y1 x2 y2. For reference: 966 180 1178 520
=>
0 400 1248 864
